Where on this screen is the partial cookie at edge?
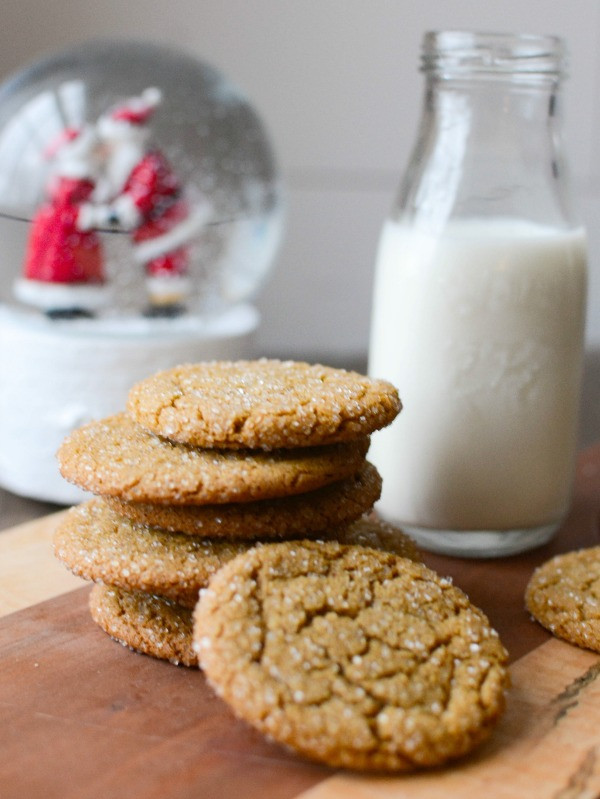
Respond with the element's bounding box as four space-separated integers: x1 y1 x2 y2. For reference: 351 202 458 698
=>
525 546 600 652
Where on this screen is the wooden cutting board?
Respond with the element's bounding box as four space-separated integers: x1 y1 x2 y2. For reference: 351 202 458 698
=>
1 444 600 799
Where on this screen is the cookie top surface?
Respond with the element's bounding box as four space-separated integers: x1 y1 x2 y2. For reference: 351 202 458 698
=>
526 547 600 652
57 413 369 504
107 462 381 538
126 359 401 449
89 584 197 667
193 540 508 771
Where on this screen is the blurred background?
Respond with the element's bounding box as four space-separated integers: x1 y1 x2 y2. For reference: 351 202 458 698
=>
1 0 599 443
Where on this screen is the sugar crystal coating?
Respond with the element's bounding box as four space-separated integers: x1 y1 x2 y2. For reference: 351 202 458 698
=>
127 359 401 450
89 584 197 667
335 515 419 563
54 498 419 608
106 462 381 538
55 498 256 607
56 412 370 504
526 546 600 652
193 540 509 771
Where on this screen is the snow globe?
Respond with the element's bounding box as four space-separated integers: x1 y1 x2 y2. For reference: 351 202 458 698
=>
0 40 284 502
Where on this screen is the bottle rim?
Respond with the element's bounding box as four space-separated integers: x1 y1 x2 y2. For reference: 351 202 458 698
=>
422 31 567 77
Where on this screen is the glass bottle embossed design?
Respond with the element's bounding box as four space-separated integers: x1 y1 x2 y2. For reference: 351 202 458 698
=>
368 32 587 557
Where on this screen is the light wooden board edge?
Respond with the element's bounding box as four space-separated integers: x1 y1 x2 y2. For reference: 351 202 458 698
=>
0 510 82 617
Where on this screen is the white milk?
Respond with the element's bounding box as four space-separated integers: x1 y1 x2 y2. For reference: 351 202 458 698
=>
368 218 587 534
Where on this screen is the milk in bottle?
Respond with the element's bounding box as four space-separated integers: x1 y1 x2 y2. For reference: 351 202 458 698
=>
368 32 587 556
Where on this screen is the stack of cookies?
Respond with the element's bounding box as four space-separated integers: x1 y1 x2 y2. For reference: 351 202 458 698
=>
54 359 412 667
54 358 510 771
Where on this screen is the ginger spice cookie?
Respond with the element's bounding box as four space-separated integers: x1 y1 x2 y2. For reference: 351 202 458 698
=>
56 412 370 504
54 498 256 608
127 359 401 450
193 540 508 771
90 583 197 667
54 497 417 610
526 547 600 652
106 462 381 538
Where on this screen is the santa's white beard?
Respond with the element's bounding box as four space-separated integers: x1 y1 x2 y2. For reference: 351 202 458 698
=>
94 139 144 202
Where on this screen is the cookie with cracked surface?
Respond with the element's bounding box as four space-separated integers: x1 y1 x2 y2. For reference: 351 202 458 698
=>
126 359 401 450
193 540 509 771
57 412 370 504
54 497 419 610
526 547 600 652
105 462 382 538
89 583 197 667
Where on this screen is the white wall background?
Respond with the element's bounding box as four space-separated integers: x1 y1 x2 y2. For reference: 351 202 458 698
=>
1 1 599 446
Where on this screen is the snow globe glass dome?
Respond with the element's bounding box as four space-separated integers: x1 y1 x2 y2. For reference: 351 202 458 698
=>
0 38 283 317
0 40 285 503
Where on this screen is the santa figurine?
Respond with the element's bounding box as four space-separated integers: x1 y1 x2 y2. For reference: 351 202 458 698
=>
14 125 109 319
90 87 209 317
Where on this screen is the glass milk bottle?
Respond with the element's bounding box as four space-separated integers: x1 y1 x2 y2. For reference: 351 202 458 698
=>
368 32 587 557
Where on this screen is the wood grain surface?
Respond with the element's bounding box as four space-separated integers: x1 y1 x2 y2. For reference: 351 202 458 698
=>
0 444 599 799
0 510 77 617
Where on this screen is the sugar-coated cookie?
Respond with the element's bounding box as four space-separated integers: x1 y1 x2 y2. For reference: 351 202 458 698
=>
526 547 600 652
89 583 197 667
54 498 419 609
57 412 370 504
193 540 509 771
106 463 381 538
127 359 401 450
55 498 253 608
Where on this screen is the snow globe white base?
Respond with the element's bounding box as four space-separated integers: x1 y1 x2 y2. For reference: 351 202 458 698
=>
0 302 259 503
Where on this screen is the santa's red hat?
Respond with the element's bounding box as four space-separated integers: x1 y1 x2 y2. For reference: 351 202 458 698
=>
106 87 162 127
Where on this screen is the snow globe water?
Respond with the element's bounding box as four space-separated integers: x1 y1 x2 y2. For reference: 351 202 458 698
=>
0 40 284 502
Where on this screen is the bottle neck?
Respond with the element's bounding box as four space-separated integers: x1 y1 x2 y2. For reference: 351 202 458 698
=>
394 33 574 230
420 30 565 144
422 71 562 163
421 31 566 81
392 32 574 228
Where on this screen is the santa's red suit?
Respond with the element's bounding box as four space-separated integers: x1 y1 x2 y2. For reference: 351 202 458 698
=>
15 126 108 316
23 175 104 285
117 149 190 280
94 87 208 312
